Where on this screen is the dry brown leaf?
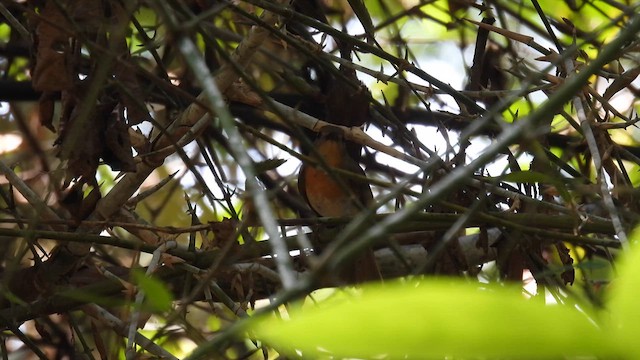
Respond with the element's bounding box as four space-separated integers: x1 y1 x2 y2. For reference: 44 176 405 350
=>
32 1 73 92
38 91 56 131
104 120 136 172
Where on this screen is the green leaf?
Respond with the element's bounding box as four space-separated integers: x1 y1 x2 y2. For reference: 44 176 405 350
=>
606 227 640 357
254 158 287 173
132 270 174 313
252 279 612 359
493 170 573 203
347 0 375 43
493 170 561 184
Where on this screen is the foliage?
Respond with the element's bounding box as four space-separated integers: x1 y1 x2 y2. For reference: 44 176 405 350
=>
251 226 640 358
0 0 639 358
253 278 609 359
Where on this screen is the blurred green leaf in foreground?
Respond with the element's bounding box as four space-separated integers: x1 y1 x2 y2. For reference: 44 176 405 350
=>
251 228 640 359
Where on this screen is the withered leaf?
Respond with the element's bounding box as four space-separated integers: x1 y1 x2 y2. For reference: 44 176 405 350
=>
104 119 136 172
32 0 73 92
56 97 115 183
113 40 151 125
555 242 575 285
38 91 56 132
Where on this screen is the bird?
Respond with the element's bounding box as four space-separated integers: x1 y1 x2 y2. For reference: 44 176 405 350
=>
298 125 381 284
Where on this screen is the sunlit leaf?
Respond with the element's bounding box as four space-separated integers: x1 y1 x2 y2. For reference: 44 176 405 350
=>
0 23 11 40
132 270 174 313
494 170 563 184
605 227 640 358
252 279 612 359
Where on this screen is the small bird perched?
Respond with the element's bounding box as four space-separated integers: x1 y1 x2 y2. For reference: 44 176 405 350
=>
298 126 381 284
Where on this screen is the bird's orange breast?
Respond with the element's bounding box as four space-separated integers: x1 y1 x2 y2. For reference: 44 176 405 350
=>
301 139 361 217
303 167 359 217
